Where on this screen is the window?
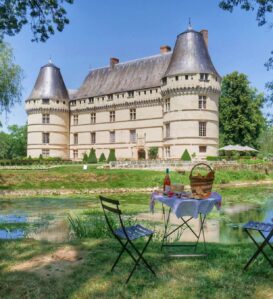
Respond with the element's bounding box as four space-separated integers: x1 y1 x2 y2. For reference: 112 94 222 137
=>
128 91 134 98
144 90 147 95
138 91 141 96
91 113 96 124
70 100 76 106
130 130 136 143
199 122 206 137
162 77 167 85
108 94 113 101
198 96 207 109
175 76 179 81
42 133 50 144
165 146 171 158
165 123 170 138
130 108 136 120
89 97 94 104
63 101 65 105
200 73 209 81
73 150 78 159
42 98 50 104
91 132 96 144
165 99 170 112
110 111 115 122
74 133 78 145
73 115 78 125
185 75 189 80
42 149 49 157
150 90 152 94
110 131 115 143
57 100 59 104
42 114 50 124
199 146 207 153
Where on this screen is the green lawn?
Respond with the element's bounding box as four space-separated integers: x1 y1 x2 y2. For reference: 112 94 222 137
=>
0 165 272 190
0 238 272 299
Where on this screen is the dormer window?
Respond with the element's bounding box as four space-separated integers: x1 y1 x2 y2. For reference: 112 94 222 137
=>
108 94 113 101
162 77 167 85
200 73 209 81
42 98 49 104
89 97 94 104
175 76 179 81
128 91 134 98
185 75 189 80
70 100 76 106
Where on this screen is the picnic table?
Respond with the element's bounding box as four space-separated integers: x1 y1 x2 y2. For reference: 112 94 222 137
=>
150 191 222 256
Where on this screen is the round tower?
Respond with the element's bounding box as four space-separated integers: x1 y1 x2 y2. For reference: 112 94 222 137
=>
25 62 70 159
161 27 221 159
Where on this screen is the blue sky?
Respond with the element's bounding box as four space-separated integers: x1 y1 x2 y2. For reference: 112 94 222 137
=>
2 0 273 130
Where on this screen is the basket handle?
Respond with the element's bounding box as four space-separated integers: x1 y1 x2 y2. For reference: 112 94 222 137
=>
190 163 214 178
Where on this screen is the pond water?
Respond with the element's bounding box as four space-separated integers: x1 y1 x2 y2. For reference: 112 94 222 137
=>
0 194 272 244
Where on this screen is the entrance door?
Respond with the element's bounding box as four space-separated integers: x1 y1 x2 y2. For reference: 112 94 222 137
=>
138 148 146 160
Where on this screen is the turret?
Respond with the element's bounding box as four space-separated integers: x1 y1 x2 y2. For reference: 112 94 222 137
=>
161 27 221 159
25 62 70 159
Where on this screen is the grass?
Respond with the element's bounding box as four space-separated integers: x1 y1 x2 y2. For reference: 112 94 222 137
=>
0 238 272 299
0 165 273 190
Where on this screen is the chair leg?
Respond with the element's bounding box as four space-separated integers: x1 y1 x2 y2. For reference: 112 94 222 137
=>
126 235 155 284
244 230 273 270
111 240 129 271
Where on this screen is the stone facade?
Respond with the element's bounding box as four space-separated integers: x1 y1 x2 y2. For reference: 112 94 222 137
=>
25 26 221 161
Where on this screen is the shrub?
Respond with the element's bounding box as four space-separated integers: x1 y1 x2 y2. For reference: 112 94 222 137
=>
107 149 117 162
83 153 88 163
206 156 221 161
88 148 97 163
99 153 106 162
148 147 158 159
181 149 191 161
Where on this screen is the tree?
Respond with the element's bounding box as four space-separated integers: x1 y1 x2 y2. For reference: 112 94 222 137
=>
258 126 273 155
0 42 23 125
107 149 117 162
181 149 191 161
148 147 158 159
99 153 106 162
83 152 88 163
0 0 74 42
220 72 266 147
8 124 27 158
88 148 97 164
219 1 273 95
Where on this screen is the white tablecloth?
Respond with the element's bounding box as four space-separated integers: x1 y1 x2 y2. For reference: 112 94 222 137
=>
150 192 222 219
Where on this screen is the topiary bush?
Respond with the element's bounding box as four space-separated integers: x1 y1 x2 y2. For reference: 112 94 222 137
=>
83 152 88 163
181 149 191 161
107 149 117 162
99 153 106 162
148 147 158 159
88 148 97 163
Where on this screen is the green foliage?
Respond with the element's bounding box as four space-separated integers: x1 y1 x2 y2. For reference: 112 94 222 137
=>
88 148 97 164
206 156 221 161
181 149 191 161
0 125 27 159
0 0 74 42
258 126 273 156
83 153 88 163
107 149 117 162
99 153 106 162
0 43 23 123
219 72 266 148
148 147 158 159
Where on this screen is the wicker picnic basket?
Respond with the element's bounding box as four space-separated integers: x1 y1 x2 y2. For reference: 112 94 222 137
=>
189 163 215 199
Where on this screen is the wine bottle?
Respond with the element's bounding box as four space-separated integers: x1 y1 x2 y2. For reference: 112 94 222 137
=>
163 168 171 192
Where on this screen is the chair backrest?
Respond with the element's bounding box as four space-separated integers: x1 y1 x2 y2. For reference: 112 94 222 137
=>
99 195 124 236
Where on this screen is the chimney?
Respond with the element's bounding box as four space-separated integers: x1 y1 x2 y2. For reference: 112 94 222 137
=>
110 57 119 67
200 30 208 48
160 45 172 54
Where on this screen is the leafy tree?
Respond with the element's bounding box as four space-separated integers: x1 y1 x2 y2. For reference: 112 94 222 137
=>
220 72 266 147
181 149 191 161
148 147 158 159
0 42 23 125
258 126 273 155
219 1 273 96
88 148 97 164
0 0 74 42
99 153 106 162
107 149 117 162
8 124 27 158
0 131 11 159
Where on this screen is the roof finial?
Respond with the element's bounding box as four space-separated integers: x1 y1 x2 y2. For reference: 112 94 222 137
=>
48 57 52 64
188 18 192 30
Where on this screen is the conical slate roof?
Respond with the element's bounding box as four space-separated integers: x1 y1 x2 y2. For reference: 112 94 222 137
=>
27 62 69 100
164 29 219 77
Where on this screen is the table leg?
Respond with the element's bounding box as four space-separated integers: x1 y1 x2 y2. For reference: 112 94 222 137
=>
161 205 171 250
194 214 207 253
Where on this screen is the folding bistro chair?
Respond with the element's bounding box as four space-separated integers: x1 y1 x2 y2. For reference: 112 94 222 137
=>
243 221 273 270
99 196 156 283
